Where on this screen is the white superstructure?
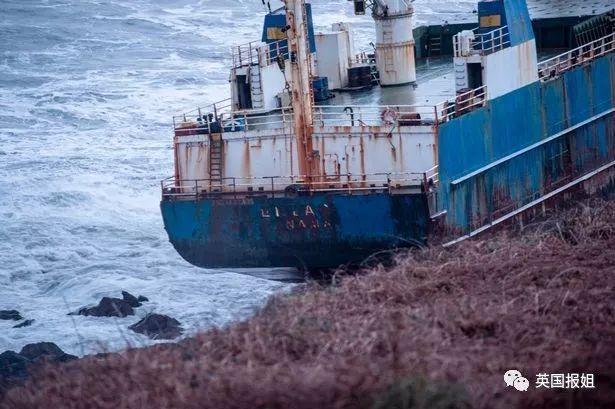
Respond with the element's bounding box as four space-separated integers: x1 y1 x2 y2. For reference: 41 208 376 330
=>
315 23 354 90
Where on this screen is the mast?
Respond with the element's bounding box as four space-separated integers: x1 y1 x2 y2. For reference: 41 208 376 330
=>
283 0 315 183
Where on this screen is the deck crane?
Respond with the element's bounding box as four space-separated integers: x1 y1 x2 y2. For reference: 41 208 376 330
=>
352 0 417 86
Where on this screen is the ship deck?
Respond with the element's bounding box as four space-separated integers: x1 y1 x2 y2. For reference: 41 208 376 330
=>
174 51 563 136
321 51 559 109
325 57 456 108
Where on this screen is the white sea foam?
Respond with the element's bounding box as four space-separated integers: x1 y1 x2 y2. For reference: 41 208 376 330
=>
0 0 475 357
0 0 291 356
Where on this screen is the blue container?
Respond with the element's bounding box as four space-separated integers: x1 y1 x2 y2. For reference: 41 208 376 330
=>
261 3 316 55
312 76 330 102
222 117 246 132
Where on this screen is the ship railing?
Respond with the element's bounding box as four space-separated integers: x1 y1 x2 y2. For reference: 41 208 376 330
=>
231 41 260 68
231 39 289 68
435 85 488 122
538 32 615 81
173 98 233 130
228 107 294 131
424 165 439 186
350 50 376 66
312 104 441 127
174 106 294 135
453 26 511 57
258 40 290 67
161 170 439 200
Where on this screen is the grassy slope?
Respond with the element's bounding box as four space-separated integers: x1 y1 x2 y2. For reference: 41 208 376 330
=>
3 200 615 409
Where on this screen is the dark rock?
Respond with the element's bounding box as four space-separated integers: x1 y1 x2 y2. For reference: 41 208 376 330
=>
19 342 77 363
12 319 34 329
137 295 149 303
1 344 77 395
77 297 135 317
0 310 22 321
121 291 142 308
129 314 183 340
0 351 29 380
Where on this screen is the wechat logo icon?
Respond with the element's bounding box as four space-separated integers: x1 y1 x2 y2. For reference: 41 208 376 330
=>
504 370 529 392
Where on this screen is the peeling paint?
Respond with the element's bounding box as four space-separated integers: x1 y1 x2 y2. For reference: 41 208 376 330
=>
439 53 615 233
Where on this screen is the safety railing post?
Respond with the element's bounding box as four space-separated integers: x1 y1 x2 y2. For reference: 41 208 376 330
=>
276 41 280 63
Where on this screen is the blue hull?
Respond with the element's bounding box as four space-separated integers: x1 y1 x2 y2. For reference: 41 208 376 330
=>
161 51 615 270
161 193 430 269
438 53 615 233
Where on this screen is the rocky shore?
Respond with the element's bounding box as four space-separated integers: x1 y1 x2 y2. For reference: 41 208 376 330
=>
2 199 615 409
1 291 183 397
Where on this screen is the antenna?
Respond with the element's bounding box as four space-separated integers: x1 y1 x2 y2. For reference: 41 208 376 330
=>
260 0 272 13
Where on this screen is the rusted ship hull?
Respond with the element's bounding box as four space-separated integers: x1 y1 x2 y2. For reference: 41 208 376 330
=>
437 52 615 237
161 192 429 269
160 1 615 271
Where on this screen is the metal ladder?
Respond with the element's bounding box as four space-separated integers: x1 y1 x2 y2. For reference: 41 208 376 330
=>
454 59 468 89
209 135 223 189
249 64 264 110
382 20 395 72
429 35 442 56
370 65 380 85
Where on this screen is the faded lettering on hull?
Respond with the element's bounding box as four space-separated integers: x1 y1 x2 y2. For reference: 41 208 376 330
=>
160 193 429 269
261 204 333 231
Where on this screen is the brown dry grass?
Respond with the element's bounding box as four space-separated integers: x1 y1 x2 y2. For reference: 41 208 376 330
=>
3 199 615 409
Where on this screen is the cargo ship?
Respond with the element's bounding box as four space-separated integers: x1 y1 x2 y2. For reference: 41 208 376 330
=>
161 0 615 271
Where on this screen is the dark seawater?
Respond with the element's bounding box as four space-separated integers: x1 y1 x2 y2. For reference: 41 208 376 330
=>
0 0 476 355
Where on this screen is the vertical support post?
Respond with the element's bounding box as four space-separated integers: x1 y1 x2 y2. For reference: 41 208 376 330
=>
283 0 315 185
173 136 180 188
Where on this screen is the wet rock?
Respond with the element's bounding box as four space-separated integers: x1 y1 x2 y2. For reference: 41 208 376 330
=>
137 295 149 303
121 291 142 308
0 351 29 380
77 297 135 317
1 344 76 395
129 314 183 340
0 310 22 321
19 342 77 363
12 319 35 329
